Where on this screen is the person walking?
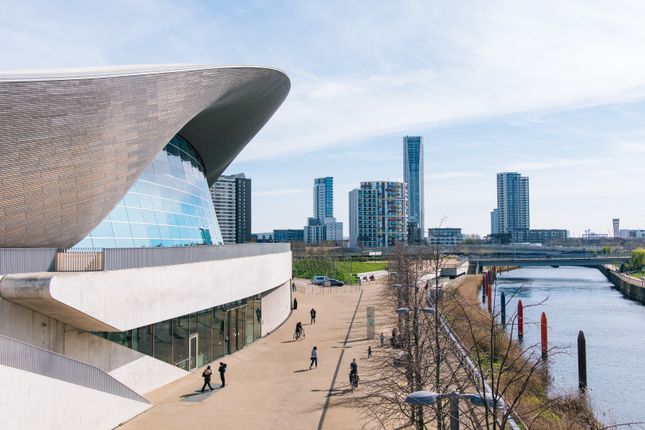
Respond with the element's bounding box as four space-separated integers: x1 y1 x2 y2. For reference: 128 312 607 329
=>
380 332 385 347
218 362 227 387
201 365 214 392
310 308 317 324
349 358 359 388
293 297 298 310
310 346 318 369
368 346 372 358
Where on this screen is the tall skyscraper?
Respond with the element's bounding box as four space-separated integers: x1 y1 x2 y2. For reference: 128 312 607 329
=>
211 173 251 244
349 189 359 248
304 177 343 244
356 181 407 247
313 177 334 221
403 136 424 242
490 209 499 235
495 172 529 236
613 218 620 238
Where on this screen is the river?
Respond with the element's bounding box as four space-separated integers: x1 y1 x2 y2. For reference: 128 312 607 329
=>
495 266 645 427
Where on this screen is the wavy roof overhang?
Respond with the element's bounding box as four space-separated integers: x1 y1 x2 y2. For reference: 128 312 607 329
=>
0 65 290 248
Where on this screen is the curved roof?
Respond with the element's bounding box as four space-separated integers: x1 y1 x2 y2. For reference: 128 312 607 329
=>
0 65 290 248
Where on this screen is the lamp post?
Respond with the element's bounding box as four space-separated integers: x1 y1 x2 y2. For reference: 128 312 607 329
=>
406 390 505 430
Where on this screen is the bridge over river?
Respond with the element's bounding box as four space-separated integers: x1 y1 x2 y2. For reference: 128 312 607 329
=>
471 255 630 269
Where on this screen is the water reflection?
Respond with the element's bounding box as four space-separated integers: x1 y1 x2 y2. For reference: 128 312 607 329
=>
493 266 645 426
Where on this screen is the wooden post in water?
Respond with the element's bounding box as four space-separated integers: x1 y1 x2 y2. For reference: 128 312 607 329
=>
482 274 487 303
501 291 506 326
578 330 587 392
541 312 548 359
517 300 524 341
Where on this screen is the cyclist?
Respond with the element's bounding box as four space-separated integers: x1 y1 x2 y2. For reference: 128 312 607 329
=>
294 321 304 340
349 358 359 389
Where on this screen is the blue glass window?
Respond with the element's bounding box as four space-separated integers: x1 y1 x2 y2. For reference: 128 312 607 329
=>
76 135 222 248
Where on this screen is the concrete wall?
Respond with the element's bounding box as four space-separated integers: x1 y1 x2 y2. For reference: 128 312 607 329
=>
1 251 292 331
599 266 645 304
261 281 291 336
0 364 150 430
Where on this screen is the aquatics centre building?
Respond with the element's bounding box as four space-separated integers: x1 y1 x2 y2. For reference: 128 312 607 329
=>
0 65 292 428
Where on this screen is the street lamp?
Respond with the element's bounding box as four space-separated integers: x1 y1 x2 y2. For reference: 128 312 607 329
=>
406 390 506 430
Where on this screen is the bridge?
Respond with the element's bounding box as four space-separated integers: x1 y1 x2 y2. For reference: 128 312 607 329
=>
471 255 630 268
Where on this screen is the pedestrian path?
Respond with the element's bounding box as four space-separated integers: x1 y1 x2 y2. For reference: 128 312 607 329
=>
120 279 388 430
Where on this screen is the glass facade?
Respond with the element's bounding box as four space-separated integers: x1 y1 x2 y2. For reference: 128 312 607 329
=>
98 294 263 370
76 135 222 248
403 136 424 241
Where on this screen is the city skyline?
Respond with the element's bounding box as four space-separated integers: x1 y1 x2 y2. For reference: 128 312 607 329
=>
2 1 645 236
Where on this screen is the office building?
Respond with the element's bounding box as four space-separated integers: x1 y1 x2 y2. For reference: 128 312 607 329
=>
0 65 292 428
494 172 530 235
210 173 251 244
304 177 343 244
523 229 569 243
356 181 407 247
273 229 304 243
613 219 620 238
619 229 645 239
403 136 424 242
428 228 463 246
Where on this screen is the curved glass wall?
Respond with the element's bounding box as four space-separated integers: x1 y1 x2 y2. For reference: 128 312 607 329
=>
76 135 222 248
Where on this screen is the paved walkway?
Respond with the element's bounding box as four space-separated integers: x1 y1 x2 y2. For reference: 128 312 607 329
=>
121 278 389 430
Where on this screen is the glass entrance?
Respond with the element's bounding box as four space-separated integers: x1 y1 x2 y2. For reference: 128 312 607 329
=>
189 334 198 370
227 309 237 354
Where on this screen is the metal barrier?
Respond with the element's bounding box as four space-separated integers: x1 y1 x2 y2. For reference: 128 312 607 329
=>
0 248 57 275
103 243 290 271
55 248 104 272
0 333 148 403
0 243 290 274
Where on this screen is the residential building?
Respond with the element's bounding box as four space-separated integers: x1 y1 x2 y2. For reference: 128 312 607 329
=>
304 177 343 244
619 229 645 239
523 229 569 243
273 229 304 243
403 136 424 242
349 189 359 248
495 172 530 235
314 176 334 220
613 219 620 238
356 181 407 247
427 228 463 246
211 173 251 244
490 209 499 235
0 65 292 427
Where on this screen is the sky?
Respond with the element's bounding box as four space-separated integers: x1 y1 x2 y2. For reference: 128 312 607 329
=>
2 0 645 236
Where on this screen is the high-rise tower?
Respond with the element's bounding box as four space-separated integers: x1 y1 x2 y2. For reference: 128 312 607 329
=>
495 172 529 237
403 136 424 242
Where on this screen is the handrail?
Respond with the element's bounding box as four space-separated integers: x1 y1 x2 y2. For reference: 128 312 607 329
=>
0 333 148 403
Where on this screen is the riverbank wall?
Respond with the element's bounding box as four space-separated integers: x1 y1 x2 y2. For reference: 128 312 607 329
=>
597 266 645 304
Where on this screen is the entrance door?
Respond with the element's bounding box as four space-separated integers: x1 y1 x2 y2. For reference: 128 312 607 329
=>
227 309 237 354
189 334 198 370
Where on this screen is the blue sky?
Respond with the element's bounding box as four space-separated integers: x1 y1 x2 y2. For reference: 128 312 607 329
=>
2 0 645 236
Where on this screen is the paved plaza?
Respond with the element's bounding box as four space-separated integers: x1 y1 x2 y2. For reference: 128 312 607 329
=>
121 278 390 430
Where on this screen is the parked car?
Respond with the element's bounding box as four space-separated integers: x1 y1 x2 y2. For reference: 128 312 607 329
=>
328 278 345 286
312 276 330 285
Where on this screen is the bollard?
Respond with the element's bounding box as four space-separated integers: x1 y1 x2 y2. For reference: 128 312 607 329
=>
541 312 548 359
578 330 587 392
482 275 487 303
518 300 524 341
501 291 506 326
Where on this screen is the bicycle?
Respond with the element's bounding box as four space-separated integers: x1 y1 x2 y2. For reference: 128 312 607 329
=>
349 371 359 391
293 328 306 341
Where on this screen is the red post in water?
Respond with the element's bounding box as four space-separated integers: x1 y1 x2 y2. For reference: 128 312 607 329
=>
541 312 548 358
517 300 524 341
487 280 492 313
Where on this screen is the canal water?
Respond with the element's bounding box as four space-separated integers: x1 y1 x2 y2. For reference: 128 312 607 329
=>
495 266 645 426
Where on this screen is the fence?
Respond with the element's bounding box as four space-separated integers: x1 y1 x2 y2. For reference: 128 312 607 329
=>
0 248 57 275
0 243 291 275
0 333 148 403
56 249 104 272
